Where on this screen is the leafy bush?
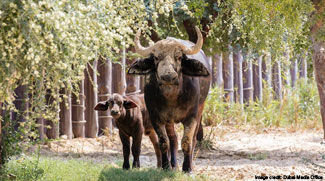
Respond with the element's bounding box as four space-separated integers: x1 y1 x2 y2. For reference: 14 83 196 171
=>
203 78 321 129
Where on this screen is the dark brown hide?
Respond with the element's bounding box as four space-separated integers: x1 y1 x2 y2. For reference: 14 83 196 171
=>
128 37 211 173
94 93 161 169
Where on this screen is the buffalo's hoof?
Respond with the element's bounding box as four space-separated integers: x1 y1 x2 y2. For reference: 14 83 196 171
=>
123 163 130 170
162 162 171 170
182 167 192 173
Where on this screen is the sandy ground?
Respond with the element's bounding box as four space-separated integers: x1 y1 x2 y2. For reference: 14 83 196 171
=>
39 126 325 180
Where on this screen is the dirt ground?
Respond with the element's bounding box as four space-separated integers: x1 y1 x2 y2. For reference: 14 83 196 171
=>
39 126 325 180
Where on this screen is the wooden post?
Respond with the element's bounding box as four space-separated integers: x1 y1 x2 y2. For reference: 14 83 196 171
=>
72 80 86 138
233 48 243 104
272 60 283 100
36 118 45 140
222 51 234 102
242 52 253 103
97 57 113 135
12 85 28 130
212 53 223 88
45 91 60 139
290 58 298 87
126 53 140 93
59 89 73 139
112 61 126 95
262 54 271 88
253 55 263 101
85 60 99 138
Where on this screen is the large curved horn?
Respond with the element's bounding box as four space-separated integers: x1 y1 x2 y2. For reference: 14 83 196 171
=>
182 26 203 55
134 29 156 56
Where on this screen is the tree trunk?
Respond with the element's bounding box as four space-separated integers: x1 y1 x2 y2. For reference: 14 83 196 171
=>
311 0 325 140
72 80 86 138
272 60 283 100
0 102 2 167
313 41 325 140
222 51 234 102
253 55 263 101
299 54 308 79
242 52 253 103
290 58 298 87
59 89 73 139
233 49 243 104
85 60 99 138
97 57 113 135
212 53 223 88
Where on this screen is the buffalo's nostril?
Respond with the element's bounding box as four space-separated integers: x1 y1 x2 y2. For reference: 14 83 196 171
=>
161 74 177 83
111 110 119 115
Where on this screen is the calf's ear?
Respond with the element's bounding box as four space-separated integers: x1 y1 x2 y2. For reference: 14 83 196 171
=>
94 101 109 111
181 56 209 77
127 55 155 75
123 99 138 109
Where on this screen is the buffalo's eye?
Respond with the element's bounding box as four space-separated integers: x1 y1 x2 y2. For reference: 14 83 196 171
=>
108 100 114 107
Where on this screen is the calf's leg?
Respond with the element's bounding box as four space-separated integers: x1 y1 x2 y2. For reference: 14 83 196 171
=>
131 132 142 168
148 130 162 167
119 132 131 169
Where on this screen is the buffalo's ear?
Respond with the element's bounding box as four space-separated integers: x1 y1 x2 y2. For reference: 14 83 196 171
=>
127 55 155 75
181 56 209 76
94 101 109 111
123 99 138 109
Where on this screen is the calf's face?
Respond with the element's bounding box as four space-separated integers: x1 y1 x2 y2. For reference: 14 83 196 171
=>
94 94 137 119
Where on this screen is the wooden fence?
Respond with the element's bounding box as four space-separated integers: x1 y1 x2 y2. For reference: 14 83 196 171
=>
3 48 309 140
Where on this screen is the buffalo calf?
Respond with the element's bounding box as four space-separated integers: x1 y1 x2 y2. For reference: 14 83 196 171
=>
94 93 161 169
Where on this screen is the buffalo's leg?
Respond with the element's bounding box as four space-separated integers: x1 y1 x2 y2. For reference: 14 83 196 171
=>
152 121 170 169
149 130 162 167
119 132 131 169
196 117 203 141
131 132 142 168
181 118 197 173
166 123 178 169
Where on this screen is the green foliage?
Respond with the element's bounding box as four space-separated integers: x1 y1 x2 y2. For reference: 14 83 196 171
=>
1 110 23 166
203 79 321 129
0 156 209 181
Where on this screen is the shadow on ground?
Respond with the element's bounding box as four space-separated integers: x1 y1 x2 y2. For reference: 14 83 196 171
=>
98 167 179 181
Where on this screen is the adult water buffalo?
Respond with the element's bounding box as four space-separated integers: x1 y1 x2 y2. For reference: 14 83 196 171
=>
128 27 211 172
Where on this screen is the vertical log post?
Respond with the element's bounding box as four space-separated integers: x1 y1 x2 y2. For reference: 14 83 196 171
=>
72 80 86 138
272 60 283 100
290 58 298 87
36 118 45 140
126 50 140 94
59 89 73 139
212 53 223 88
85 60 99 138
222 51 234 102
242 52 253 103
233 48 243 104
45 91 60 139
97 57 113 135
12 85 28 130
253 55 263 101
